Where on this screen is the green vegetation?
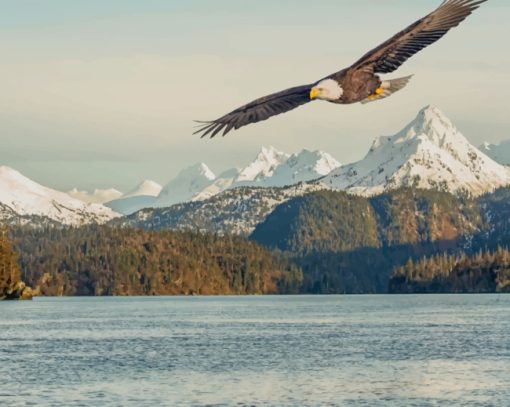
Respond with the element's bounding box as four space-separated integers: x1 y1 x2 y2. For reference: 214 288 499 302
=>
251 188 483 293
251 191 380 255
390 248 510 293
9 226 302 296
5 186 510 296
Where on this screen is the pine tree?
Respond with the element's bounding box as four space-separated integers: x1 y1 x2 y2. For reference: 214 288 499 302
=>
0 227 22 298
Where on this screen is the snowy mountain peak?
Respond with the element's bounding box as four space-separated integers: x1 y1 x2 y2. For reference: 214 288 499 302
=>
418 104 449 121
123 180 162 199
153 163 216 208
235 146 289 184
259 145 283 160
0 166 119 225
289 150 341 176
322 106 510 196
391 105 465 150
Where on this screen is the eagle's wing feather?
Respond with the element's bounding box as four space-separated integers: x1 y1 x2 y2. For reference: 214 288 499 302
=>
344 0 487 75
194 84 313 138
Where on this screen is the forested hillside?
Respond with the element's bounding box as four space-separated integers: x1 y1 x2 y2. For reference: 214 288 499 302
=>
390 248 510 293
251 188 488 293
252 189 482 254
8 226 302 296
5 187 510 296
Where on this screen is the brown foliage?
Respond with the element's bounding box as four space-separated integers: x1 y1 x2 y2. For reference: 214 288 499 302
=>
9 226 302 296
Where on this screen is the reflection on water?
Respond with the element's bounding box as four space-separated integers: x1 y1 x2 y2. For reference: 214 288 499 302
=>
1 295 509 406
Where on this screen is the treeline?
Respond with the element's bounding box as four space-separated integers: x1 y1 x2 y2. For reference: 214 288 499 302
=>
390 248 510 293
8 226 302 296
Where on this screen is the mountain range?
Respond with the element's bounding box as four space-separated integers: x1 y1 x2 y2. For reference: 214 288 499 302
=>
106 146 341 215
1 105 510 226
117 105 510 234
108 105 510 216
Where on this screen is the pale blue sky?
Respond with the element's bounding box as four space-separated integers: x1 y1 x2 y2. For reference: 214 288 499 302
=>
1 0 508 191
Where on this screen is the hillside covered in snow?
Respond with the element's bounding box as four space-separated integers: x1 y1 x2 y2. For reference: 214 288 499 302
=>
0 166 119 225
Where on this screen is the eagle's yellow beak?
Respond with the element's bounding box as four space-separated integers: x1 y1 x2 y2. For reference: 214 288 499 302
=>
310 88 320 100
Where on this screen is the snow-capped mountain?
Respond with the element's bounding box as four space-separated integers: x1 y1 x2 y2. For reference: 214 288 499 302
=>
154 163 216 208
479 141 510 166
103 180 163 216
0 166 119 225
321 105 510 196
194 168 240 201
260 149 340 187
234 146 290 185
67 187 123 204
122 180 162 199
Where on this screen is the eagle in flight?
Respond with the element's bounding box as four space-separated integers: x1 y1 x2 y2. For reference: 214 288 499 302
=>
195 0 487 138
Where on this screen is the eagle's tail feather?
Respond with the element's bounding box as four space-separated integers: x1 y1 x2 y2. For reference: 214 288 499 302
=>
361 75 413 104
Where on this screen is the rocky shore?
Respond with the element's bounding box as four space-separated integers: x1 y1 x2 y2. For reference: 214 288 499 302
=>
1 280 34 300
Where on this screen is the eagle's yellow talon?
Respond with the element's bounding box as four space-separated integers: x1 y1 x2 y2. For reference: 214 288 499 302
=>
367 87 385 100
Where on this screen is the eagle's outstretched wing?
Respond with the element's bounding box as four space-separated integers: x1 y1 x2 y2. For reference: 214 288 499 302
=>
194 84 313 138
344 0 487 75
196 0 487 138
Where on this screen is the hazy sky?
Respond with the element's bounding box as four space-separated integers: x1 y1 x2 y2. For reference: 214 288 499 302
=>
1 0 508 191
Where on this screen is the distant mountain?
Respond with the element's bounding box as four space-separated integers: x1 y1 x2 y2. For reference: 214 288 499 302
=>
104 180 162 216
67 187 123 204
6 105 508 226
88 147 340 214
321 106 510 196
265 149 340 187
149 148 339 210
230 147 340 188
244 149 340 188
0 166 119 225
479 141 510 166
153 163 216 208
116 183 325 236
234 146 290 185
117 105 510 235
122 180 162 199
194 168 240 201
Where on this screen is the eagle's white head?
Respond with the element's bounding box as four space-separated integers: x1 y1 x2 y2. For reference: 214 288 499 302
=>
310 79 343 101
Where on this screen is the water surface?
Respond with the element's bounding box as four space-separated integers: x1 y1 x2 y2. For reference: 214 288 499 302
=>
1 295 509 406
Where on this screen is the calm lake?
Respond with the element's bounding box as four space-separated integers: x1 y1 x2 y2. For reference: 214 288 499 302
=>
1 295 509 406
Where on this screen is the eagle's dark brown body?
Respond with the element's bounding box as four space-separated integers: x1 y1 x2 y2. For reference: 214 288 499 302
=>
332 70 381 104
196 0 487 138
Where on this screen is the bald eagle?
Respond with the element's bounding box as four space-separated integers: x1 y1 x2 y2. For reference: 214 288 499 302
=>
195 0 487 138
